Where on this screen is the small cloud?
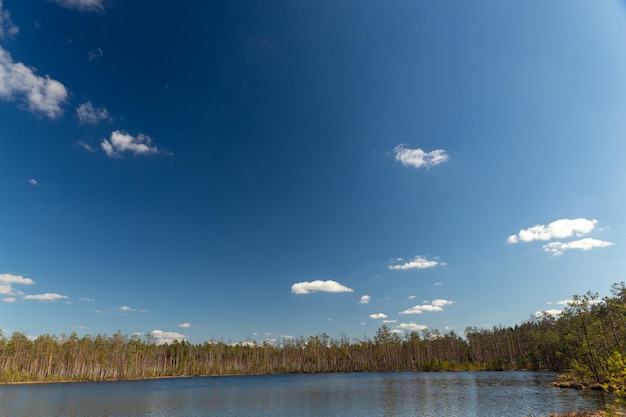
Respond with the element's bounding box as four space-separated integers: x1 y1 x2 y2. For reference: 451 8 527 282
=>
50 0 106 12
28 178 38 186
382 319 397 324
77 140 96 152
370 313 387 319
151 330 188 345
76 101 109 124
0 47 68 119
291 280 353 295
507 218 598 244
535 309 563 318
394 145 449 169
434 282 443 286
543 238 614 256
396 322 428 332
23 293 69 302
359 295 371 304
79 297 95 302
118 305 148 313
101 130 163 157
88 48 103 61
408 295 417 299
400 299 455 315
0 0 19 39
389 256 445 270
2 297 17 303
178 322 191 328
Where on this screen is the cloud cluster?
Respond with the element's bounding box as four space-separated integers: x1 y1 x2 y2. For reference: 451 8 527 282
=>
0 273 34 300
394 145 449 169
400 299 455 315
0 0 18 39
76 101 109 124
389 256 445 270
508 218 614 256
291 280 353 295
101 131 160 157
359 295 371 304
1 273 69 303
370 313 387 319
150 330 188 345
50 0 106 13
0 47 68 119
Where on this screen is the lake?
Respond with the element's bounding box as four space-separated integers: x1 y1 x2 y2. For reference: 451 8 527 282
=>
0 372 607 417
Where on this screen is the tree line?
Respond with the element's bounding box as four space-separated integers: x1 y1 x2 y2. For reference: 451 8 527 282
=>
1 282 626 384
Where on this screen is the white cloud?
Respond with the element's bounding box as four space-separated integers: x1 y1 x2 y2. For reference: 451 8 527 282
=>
88 48 103 61
101 131 161 157
291 280 353 295
151 330 188 345
79 297 95 302
77 140 96 152
118 305 148 313
507 218 598 244
28 178 38 186
50 0 105 12
0 273 34 297
535 309 563 318
434 282 443 286
0 47 68 118
396 322 428 332
76 101 109 124
370 313 387 319
23 293 69 302
400 299 455 315
543 238 615 256
359 295 371 304
2 297 16 303
408 295 417 299
394 145 449 169
432 299 454 307
0 0 18 39
0 274 35 286
382 319 397 324
178 322 191 328
389 256 445 270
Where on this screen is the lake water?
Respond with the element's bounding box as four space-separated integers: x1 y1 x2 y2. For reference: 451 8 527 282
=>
0 372 607 417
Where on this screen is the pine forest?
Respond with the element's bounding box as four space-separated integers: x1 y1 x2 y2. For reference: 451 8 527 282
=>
2 283 626 385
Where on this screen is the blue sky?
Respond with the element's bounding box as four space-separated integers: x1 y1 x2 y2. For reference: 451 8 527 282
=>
1 0 625 345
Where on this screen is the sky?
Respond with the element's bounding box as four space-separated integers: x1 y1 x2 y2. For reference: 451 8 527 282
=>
1 0 626 345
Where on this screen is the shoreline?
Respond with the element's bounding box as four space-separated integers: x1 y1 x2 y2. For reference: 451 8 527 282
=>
0 369 530 386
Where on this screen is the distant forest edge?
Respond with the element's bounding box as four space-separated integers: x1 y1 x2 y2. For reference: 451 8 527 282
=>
2 283 626 384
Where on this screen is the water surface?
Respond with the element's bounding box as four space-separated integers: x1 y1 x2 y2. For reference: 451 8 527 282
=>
0 372 607 417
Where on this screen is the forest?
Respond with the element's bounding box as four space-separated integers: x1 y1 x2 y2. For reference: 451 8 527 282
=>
2 282 626 385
